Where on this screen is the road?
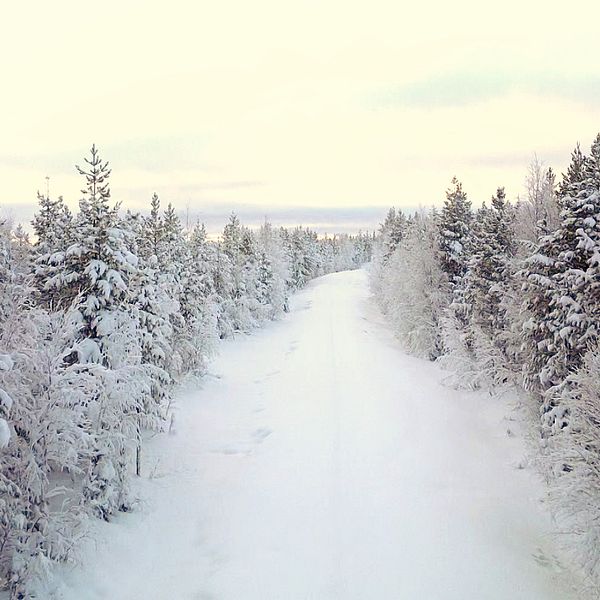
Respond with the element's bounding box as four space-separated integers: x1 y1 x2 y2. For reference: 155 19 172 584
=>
56 269 578 599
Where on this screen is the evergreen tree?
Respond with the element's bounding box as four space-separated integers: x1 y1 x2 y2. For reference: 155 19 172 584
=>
47 146 145 518
379 207 407 259
257 220 289 314
437 177 473 283
558 144 585 200
466 187 515 339
31 192 74 308
522 134 600 432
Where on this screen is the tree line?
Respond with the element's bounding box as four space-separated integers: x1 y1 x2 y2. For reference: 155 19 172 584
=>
372 134 600 591
0 145 373 597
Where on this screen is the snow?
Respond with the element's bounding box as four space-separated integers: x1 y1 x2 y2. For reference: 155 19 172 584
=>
0 388 13 412
51 270 581 599
0 354 13 371
67 338 102 365
0 418 10 449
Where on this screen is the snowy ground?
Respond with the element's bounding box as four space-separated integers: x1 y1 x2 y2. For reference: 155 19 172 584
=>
51 269 582 599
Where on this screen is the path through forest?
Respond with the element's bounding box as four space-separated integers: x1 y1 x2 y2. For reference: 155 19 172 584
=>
56 269 579 599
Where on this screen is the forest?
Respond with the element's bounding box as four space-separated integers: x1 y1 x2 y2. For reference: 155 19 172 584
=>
4 133 600 597
371 132 600 591
0 146 372 597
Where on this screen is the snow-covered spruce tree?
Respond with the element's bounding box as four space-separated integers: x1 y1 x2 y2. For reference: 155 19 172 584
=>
184 221 234 345
326 234 359 272
123 208 174 461
0 306 95 597
543 344 600 588
286 228 308 289
457 188 520 386
257 220 289 316
133 196 179 381
0 215 91 596
31 192 74 309
255 250 276 315
558 143 585 199
379 207 407 260
435 177 474 371
219 213 253 331
208 239 236 339
0 218 35 351
239 227 264 325
370 211 406 300
285 227 319 290
155 206 226 374
437 177 473 285
353 231 374 266
133 194 181 379
521 135 600 433
139 193 164 259
220 214 281 331
177 221 218 374
42 146 149 520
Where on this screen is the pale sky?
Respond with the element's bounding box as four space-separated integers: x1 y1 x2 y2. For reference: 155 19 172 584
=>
2 0 600 233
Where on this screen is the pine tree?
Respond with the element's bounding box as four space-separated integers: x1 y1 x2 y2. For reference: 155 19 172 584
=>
0 308 91 595
436 177 473 346
222 212 242 263
176 223 218 374
257 220 289 314
125 208 174 430
48 146 145 518
139 192 165 259
31 192 74 308
558 144 585 200
522 134 600 432
467 187 515 339
379 208 407 259
437 177 473 284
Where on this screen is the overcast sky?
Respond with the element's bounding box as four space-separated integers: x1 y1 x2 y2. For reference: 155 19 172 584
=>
2 0 600 233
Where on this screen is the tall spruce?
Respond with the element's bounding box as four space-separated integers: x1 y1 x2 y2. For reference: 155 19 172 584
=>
522 135 600 432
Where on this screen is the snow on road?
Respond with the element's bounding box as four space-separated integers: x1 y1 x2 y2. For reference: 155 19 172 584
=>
54 269 579 599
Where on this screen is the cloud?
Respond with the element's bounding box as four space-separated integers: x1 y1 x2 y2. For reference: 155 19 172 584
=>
0 136 214 175
103 137 213 172
2 201 395 237
368 70 600 109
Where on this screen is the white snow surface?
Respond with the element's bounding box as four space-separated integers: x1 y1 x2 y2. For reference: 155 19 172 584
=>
52 270 580 599
0 354 13 371
0 418 10 449
0 388 13 412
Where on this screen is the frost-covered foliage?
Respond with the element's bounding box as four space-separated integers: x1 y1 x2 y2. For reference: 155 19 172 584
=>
546 347 600 585
372 210 446 359
514 157 560 242
522 135 600 434
0 145 372 597
370 132 600 590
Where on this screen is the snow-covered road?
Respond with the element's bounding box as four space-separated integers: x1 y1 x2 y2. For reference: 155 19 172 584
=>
56 269 579 599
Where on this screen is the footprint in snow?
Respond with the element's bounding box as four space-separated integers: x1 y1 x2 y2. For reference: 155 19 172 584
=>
286 341 299 355
210 445 251 457
253 370 280 383
252 427 272 443
265 370 281 378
